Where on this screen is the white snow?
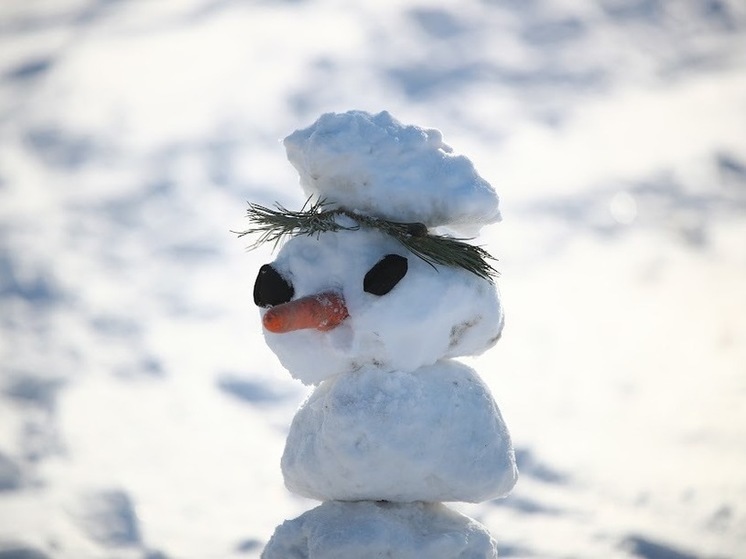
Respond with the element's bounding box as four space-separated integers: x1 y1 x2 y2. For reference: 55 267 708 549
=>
284 110 500 234
262 227 502 385
1 1 746 558
262 501 498 559
281 360 516 503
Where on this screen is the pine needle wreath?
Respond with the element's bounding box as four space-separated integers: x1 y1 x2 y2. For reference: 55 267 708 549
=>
234 198 498 281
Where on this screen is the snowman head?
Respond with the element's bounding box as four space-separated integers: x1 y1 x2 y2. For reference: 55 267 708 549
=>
241 110 504 384
252 226 503 385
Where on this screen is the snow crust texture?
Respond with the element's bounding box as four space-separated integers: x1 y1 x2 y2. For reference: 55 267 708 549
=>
261 228 503 385
282 361 517 502
284 110 501 235
261 501 498 559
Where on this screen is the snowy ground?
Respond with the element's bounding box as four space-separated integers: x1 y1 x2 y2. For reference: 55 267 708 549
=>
1 0 745 558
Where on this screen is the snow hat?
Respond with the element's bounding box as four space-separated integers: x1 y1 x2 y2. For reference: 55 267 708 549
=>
283 110 500 236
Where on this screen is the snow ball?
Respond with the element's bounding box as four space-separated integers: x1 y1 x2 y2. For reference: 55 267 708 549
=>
261 501 498 559
281 360 517 503
261 228 503 385
284 110 500 235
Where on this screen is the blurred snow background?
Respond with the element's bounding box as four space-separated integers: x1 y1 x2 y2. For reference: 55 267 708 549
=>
1 0 745 557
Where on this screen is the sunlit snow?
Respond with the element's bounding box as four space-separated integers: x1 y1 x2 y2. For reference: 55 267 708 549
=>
1 1 745 558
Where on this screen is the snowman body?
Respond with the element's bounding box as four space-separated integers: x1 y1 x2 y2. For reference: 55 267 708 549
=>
249 111 517 558
282 361 516 504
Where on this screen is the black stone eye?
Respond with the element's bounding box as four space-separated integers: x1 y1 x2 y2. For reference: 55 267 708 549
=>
364 254 408 296
253 264 294 307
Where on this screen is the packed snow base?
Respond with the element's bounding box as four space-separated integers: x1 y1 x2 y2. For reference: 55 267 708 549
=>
258 111 514 558
261 501 498 559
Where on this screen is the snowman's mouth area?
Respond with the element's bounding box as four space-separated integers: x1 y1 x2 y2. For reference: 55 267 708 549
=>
263 291 349 334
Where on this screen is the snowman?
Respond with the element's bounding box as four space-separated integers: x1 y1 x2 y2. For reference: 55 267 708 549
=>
239 111 517 558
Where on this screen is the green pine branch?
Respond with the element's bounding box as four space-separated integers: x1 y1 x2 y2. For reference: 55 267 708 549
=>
234 197 498 281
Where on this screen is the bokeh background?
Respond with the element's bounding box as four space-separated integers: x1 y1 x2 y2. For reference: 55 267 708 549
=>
1 1 745 558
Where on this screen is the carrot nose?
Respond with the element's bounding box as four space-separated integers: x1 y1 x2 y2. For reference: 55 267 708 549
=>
262 291 349 333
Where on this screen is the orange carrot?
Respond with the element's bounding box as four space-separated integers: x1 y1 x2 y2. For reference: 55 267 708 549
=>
263 291 349 333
